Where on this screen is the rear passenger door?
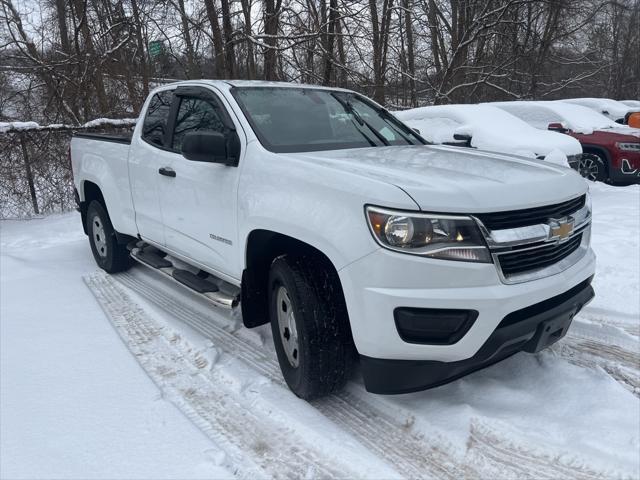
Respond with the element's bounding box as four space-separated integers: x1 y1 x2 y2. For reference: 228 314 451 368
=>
156 86 243 280
129 89 175 244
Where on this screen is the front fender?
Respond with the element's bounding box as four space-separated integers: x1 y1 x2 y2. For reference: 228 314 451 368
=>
236 146 417 272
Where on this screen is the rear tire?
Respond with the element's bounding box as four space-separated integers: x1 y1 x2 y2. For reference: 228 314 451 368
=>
268 254 355 399
86 200 131 273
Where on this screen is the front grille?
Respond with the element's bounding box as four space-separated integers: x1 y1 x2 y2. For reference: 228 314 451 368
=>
498 233 583 277
476 195 586 230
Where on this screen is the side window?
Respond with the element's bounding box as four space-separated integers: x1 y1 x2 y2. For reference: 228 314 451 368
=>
142 90 173 147
172 97 225 152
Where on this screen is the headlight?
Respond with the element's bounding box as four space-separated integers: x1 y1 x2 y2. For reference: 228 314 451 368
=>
616 142 640 152
365 206 491 262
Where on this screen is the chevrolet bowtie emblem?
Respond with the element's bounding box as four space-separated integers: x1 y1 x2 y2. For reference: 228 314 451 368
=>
549 217 575 241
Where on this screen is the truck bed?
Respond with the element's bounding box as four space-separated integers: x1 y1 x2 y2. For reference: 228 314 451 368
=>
73 132 133 144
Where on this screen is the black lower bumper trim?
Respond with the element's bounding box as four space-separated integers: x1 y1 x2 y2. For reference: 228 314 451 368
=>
361 277 594 395
608 166 640 185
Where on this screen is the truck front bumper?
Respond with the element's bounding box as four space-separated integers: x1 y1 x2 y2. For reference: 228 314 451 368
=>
338 245 596 394
360 277 593 394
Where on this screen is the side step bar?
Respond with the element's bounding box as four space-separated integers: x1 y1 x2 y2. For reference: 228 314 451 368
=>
129 244 239 310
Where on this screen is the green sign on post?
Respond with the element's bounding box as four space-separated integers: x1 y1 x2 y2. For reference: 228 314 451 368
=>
148 40 164 58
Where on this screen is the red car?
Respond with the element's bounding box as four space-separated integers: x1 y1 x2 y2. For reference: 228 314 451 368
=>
491 101 640 185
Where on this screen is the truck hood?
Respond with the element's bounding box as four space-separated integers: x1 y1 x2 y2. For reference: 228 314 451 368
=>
594 126 640 139
285 145 588 213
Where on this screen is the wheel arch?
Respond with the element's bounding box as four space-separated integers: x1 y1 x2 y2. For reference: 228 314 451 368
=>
241 229 350 332
580 144 611 178
80 181 135 245
79 180 106 234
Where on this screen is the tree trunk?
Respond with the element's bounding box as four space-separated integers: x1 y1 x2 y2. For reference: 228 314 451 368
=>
130 0 149 104
220 0 236 77
322 0 338 85
71 0 110 115
176 0 199 78
54 0 71 53
402 0 416 106
203 0 227 77
240 0 256 78
263 0 281 80
369 0 393 104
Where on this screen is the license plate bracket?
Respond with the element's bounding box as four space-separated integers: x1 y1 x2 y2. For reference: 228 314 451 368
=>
523 308 576 353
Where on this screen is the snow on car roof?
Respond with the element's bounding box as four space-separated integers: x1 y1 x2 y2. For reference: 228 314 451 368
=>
559 98 639 120
621 100 640 108
395 103 535 131
394 104 581 159
490 101 619 133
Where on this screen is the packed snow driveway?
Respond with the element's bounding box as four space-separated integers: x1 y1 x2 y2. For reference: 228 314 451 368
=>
1 183 639 479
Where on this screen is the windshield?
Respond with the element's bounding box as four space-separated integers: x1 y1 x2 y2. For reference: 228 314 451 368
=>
231 87 426 153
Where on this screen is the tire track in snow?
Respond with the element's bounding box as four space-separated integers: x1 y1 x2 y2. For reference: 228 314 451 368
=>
556 322 640 396
580 307 640 338
84 273 352 480
115 269 614 480
116 270 471 480
468 421 619 480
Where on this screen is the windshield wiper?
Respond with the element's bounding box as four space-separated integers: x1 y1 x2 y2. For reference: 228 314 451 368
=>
378 109 419 145
331 93 390 147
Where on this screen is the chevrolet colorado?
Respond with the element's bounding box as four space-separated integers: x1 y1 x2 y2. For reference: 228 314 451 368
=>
71 81 595 399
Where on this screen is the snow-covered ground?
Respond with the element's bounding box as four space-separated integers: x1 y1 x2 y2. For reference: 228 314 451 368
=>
1 182 639 479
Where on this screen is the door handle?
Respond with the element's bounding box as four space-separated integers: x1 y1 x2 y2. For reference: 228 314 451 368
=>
158 167 176 177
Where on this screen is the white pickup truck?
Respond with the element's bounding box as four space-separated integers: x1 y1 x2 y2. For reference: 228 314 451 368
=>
71 80 595 399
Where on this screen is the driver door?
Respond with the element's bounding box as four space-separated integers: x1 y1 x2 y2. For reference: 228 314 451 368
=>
156 86 242 279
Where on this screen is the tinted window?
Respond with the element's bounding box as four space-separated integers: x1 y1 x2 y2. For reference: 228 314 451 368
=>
231 87 425 153
172 98 225 152
142 90 173 147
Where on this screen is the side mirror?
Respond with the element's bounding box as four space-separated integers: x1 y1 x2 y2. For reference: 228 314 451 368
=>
181 131 239 166
453 133 472 146
547 122 567 133
453 133 471 141
412 127 421 135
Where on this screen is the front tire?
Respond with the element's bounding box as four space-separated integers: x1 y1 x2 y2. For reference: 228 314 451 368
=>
86 201 131 273
577 153 607 182
268 255 355 399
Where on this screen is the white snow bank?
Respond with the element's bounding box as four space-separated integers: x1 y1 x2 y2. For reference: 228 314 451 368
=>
0 118 137 134
394 104 581 159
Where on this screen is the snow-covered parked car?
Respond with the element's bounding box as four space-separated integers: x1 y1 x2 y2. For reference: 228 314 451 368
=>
559 98 640 124
491 101 640 184
71 80 596 399
394 104 582 168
